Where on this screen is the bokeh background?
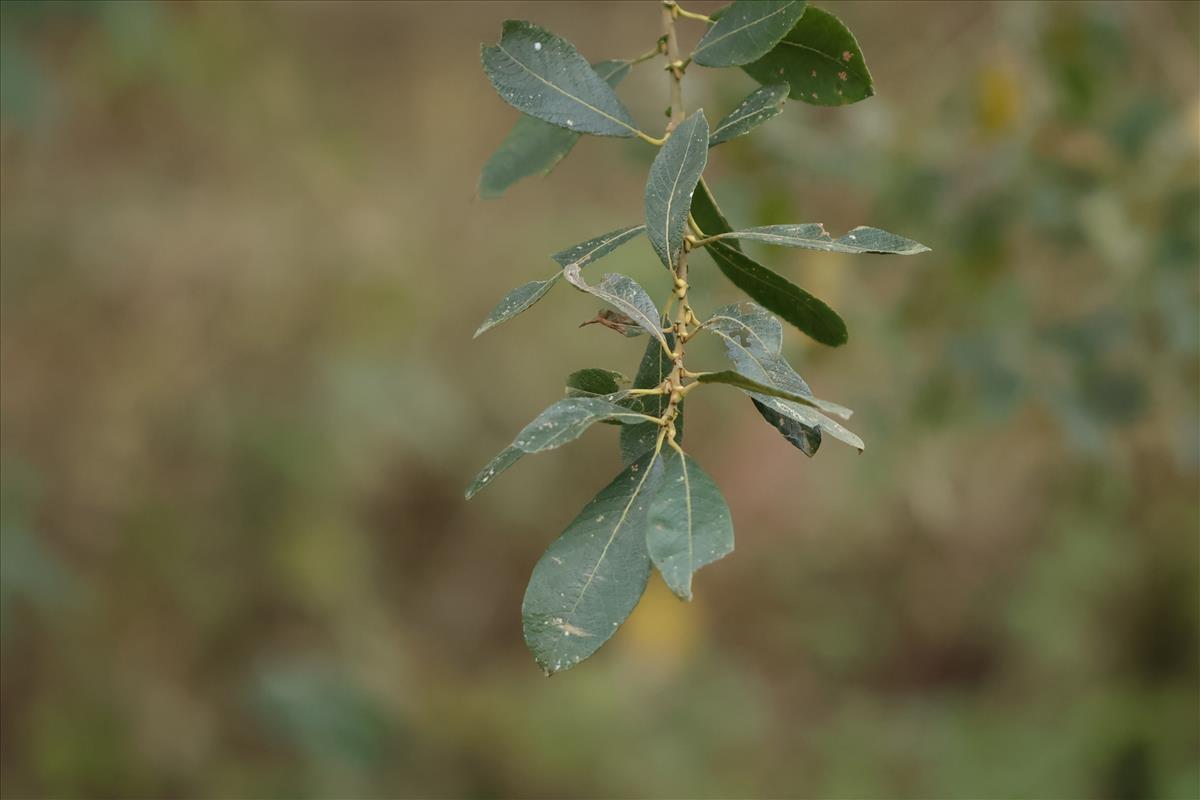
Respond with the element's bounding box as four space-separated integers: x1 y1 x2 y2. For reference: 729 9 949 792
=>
2 1 1197 798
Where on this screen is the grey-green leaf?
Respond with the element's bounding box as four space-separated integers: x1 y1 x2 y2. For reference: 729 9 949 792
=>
742 6 873 106
647 450 733 601
708 83 789 146
464 445 525 501
707 303 864 450
552 224 645 269
753 397 821 456
692 0 808 68
474 276 560 338
703 239 847 346
712 224 930 254
691 177 741 252
620 333 682 464
479 60 632 199
696 370 851 418
482 20 640 137
645 110 709 270
562 265 667 346
566 368 627 398
465 397 652 499
522 451 666 674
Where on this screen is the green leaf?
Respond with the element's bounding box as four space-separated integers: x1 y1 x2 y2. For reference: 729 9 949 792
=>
703 239 847 346
691 0 808 68
690 177 741 252
710 224 930 254
620 333 682 464
646 449 734 601
566 368 627 397
562 265 668 347
522 451 666 674
706 303 864 450
473 276 560 338
552 224 645 269
464 445 524 501
465 397 652 499
482 20 640 137
742 6 874 106
479 60 631 199
473 224 647 339
752 397 821 456
696 370 850 417
645 110 709 270
708 83 789 146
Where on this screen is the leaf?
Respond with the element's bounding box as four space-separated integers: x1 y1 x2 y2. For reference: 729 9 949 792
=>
579 309 645 337
464 445 524 501
742 6 874 106
753 397 821 456
482 20 640 137
706 303 864 450
473 224 647 339
703 239 847 346
552 224 645 269
562 265 668 347
711 224 930 254
465 397 652 499
522 451 666 674
691 0 808 68
645 110 709 270
566 368 627 398
708 83 789 146
474 276 560 338
479 60 632 199
620 333 682 464
690 177 741 252
474 224 647 339
646 449 734 601
695 370 851 417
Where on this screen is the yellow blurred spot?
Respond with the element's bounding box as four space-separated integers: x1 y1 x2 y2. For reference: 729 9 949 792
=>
976 64 1021 136
618 575 702 670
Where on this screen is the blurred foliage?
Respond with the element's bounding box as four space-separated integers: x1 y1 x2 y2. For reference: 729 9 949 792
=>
1 1 1197 798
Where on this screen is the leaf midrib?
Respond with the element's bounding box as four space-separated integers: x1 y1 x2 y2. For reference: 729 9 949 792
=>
694 0 801 59
495 41 639 136
663 117 700 265
549 454 659 657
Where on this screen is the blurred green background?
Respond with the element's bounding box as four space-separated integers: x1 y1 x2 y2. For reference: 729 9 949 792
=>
1 1 1197 798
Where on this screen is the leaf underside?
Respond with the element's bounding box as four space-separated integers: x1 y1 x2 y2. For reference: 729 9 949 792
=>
552 224 646 269
474 276 560 338
562 266 667 346
706 303 864 451
709 83 789 147
474 224 645 339
752 397 822 455
716 224 930 254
